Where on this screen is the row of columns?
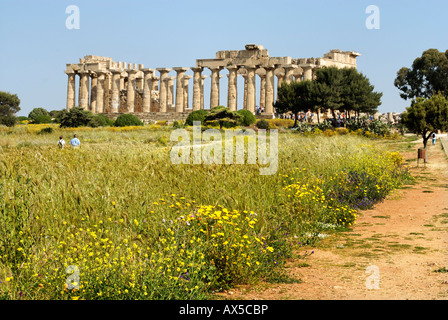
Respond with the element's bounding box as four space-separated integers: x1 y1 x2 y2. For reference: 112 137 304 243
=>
66 64 316 115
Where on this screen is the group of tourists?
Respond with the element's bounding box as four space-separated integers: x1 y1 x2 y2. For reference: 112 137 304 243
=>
57 134 80 149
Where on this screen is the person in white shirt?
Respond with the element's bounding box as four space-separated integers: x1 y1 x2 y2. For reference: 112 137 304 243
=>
57 136 66 149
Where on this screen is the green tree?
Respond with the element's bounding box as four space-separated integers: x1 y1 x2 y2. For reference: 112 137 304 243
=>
0 91 20 127
49 109 67 123
341 68 382 118
394 48 448 100
113 114 143 127
204 106 242 129
60 107 93 128
28 108 51 123
401 93 448 148
312 66 345 120
274 80 315 127
185 109 209 126
236 109 257 126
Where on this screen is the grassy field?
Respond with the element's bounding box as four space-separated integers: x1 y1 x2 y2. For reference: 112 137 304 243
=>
0 123 412 299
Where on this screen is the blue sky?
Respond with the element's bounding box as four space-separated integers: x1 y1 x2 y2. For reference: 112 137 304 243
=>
1 0 448 116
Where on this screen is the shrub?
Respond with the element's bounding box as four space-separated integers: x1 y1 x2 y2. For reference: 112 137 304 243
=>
33 114 52 124
17 116 30 122
237 109 257 126
172 120 183 129
114 114 143 127
60 107 93 128
256 119 270 129
185 110 209 126
28 108 50 123
0 115 17 127
38 127 54 134
89 114 114 127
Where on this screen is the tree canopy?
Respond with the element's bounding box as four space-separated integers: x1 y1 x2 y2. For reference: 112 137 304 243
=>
0 91 21 127
274 80 315 127
274 67 381 126
401 92 448 148
394 48 448 100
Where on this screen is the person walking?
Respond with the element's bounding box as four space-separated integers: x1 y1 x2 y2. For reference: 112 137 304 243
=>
432 132 437 145
70 134 81 147
57 136 66 149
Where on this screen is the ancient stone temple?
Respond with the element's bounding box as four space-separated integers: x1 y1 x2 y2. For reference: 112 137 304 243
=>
64 45 360 121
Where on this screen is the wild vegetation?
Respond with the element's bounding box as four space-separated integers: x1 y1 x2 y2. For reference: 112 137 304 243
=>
0 123 412 299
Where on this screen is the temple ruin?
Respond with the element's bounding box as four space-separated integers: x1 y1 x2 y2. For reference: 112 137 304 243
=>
64 45 360 121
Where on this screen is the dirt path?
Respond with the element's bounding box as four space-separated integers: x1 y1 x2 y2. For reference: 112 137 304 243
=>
224 138 448 300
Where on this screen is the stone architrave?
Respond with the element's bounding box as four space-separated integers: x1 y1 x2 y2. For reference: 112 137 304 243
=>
110 69 122 113
78 70 90 110
226 65 238 111
209 66 223 108
142 69 155 113
191 67 203 111
96 72 106 113
65 71 76 110
200 75 207 109
173 67 189 113
245 65 257 114
90 73 98 113
126 69 138 112
264 65 275 115
157 68 172 113
183 75 192 110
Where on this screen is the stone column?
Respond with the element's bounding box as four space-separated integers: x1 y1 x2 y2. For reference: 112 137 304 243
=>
302 65 313 81
136 74 144 91
226 66 238 111
183 75 192 110
191 67 203 111
173 67 189 113
120 75 125 91
157 68 172 113
110 69 122 113
167 76 175 109
200 75 207 109
65 71 76 110
126 69 138 113
96 72 106 114
209 66 222 108
78 71 90 110
276 73 285 89
152 76 159 91
245 65 256 114
259 73 266 111
90 73 98 113
294 72 303 82
242 74 248 110
283 65 298 84
142 68 155 113
264 65 275 116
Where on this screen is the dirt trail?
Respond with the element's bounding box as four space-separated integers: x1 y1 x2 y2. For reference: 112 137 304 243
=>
225 138 448 300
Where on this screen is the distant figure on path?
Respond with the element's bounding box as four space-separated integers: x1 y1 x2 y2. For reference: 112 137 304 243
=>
57 136 66 149
432 132 437 145
70 134 81 147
